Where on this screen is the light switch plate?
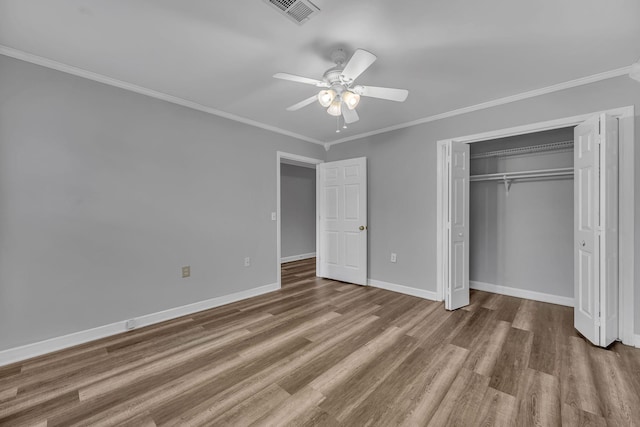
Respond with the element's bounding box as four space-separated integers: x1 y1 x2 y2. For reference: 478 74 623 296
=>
271 212 277 221
182 265 190 278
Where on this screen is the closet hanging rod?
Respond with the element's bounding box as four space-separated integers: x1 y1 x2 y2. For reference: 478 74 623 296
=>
470 167 574 182
470 140 574 159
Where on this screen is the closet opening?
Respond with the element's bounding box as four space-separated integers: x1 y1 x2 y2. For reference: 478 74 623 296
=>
436 106 635 348
468 127 575 307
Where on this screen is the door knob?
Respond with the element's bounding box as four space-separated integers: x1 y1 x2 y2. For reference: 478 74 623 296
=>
458 232 463 237
359 225 367 231
580 240 586 247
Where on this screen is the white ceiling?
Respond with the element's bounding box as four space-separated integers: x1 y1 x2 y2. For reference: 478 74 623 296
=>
1 0 639 145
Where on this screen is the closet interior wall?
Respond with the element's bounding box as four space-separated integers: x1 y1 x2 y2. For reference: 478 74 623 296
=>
469 127 575 299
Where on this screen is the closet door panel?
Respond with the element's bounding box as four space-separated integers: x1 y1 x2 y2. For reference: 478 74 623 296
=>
446 141 470 310
599 113 619 347
574 117 600 346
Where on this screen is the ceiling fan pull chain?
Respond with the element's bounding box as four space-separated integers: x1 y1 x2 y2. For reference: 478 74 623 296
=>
336 115 340 133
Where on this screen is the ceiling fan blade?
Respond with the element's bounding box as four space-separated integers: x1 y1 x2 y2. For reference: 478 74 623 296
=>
273 73 328 87
341 49 377 82
286 95 318 111
357 85 409 102
342 106 359 124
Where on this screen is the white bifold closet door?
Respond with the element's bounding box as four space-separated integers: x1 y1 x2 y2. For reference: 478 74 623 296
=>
317 157 367 286
444 141 470 310
574 113 619 347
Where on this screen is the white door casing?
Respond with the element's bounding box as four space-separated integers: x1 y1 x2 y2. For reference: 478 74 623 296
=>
318 157 367 285
446 142 470 310
574 113 619 347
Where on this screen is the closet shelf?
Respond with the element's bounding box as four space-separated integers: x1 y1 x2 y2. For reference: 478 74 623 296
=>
470 140 574 159
471 167 573 196
470 167 574 182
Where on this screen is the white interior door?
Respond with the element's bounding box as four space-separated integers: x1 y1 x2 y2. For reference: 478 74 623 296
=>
318 157 367 285
446 141 470 310
574 113 619 347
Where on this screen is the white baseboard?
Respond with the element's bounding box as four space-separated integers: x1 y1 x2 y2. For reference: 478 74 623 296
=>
0 282 279 367
470 281 574 307
634 334 640 349
281 252 316 263
368 279 441 301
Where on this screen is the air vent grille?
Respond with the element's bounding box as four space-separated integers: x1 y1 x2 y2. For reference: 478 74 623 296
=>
263 0 320 25
269 0 296 11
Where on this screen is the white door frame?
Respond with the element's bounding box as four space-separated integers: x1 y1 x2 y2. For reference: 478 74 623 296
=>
276 151 324 289
436 105 635 346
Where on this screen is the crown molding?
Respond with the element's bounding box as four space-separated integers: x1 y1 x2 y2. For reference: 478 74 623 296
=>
0 45 324 146
1 45 631 149
325 65 632 148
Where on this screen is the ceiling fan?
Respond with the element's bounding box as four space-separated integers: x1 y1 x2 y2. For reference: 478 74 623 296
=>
273 49 409 127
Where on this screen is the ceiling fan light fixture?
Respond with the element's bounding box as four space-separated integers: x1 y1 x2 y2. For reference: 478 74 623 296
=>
630 59 640 82
327 99 342 116
317 89 336 107
342 90 360 110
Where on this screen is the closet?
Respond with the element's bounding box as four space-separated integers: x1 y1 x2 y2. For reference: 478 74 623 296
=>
468 128 575 305
437 112 622 348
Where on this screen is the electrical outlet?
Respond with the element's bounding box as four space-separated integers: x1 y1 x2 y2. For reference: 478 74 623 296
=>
390 253 397 263
244 257 251 267
182 265 190 278
125 319 136 330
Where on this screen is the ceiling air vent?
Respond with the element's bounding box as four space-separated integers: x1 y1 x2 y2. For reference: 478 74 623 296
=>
262 0 320 25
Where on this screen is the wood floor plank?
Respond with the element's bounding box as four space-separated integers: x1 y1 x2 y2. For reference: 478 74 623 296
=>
0 391 79 426
462 319 511 377
514 368 561 427
388 344 469 426
475 387 517 427
277 320 385 395
450 306 495 349
426 368 490 426
560 336 603 417
318 334 419 422
1 258 640 425
589 345 640 426
250 386 326 427
561 404 607 427
512 298 537 331
209 383 290 426
0 388 17 404
489 326 533 396
484 294 522 323
527 302 567 378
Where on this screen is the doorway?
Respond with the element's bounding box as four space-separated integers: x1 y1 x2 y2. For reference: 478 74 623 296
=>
276 152 369 288
276 152 323 288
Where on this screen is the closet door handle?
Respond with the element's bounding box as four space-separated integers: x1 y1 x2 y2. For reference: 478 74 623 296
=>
580 240 586 247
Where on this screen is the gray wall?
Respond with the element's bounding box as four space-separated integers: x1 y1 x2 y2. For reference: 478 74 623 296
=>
326 75 640 334
0 55 325 351
280 164 316 258
470 129 574 297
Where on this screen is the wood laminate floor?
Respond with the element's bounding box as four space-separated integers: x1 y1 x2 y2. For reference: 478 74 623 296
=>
1 258 640 426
